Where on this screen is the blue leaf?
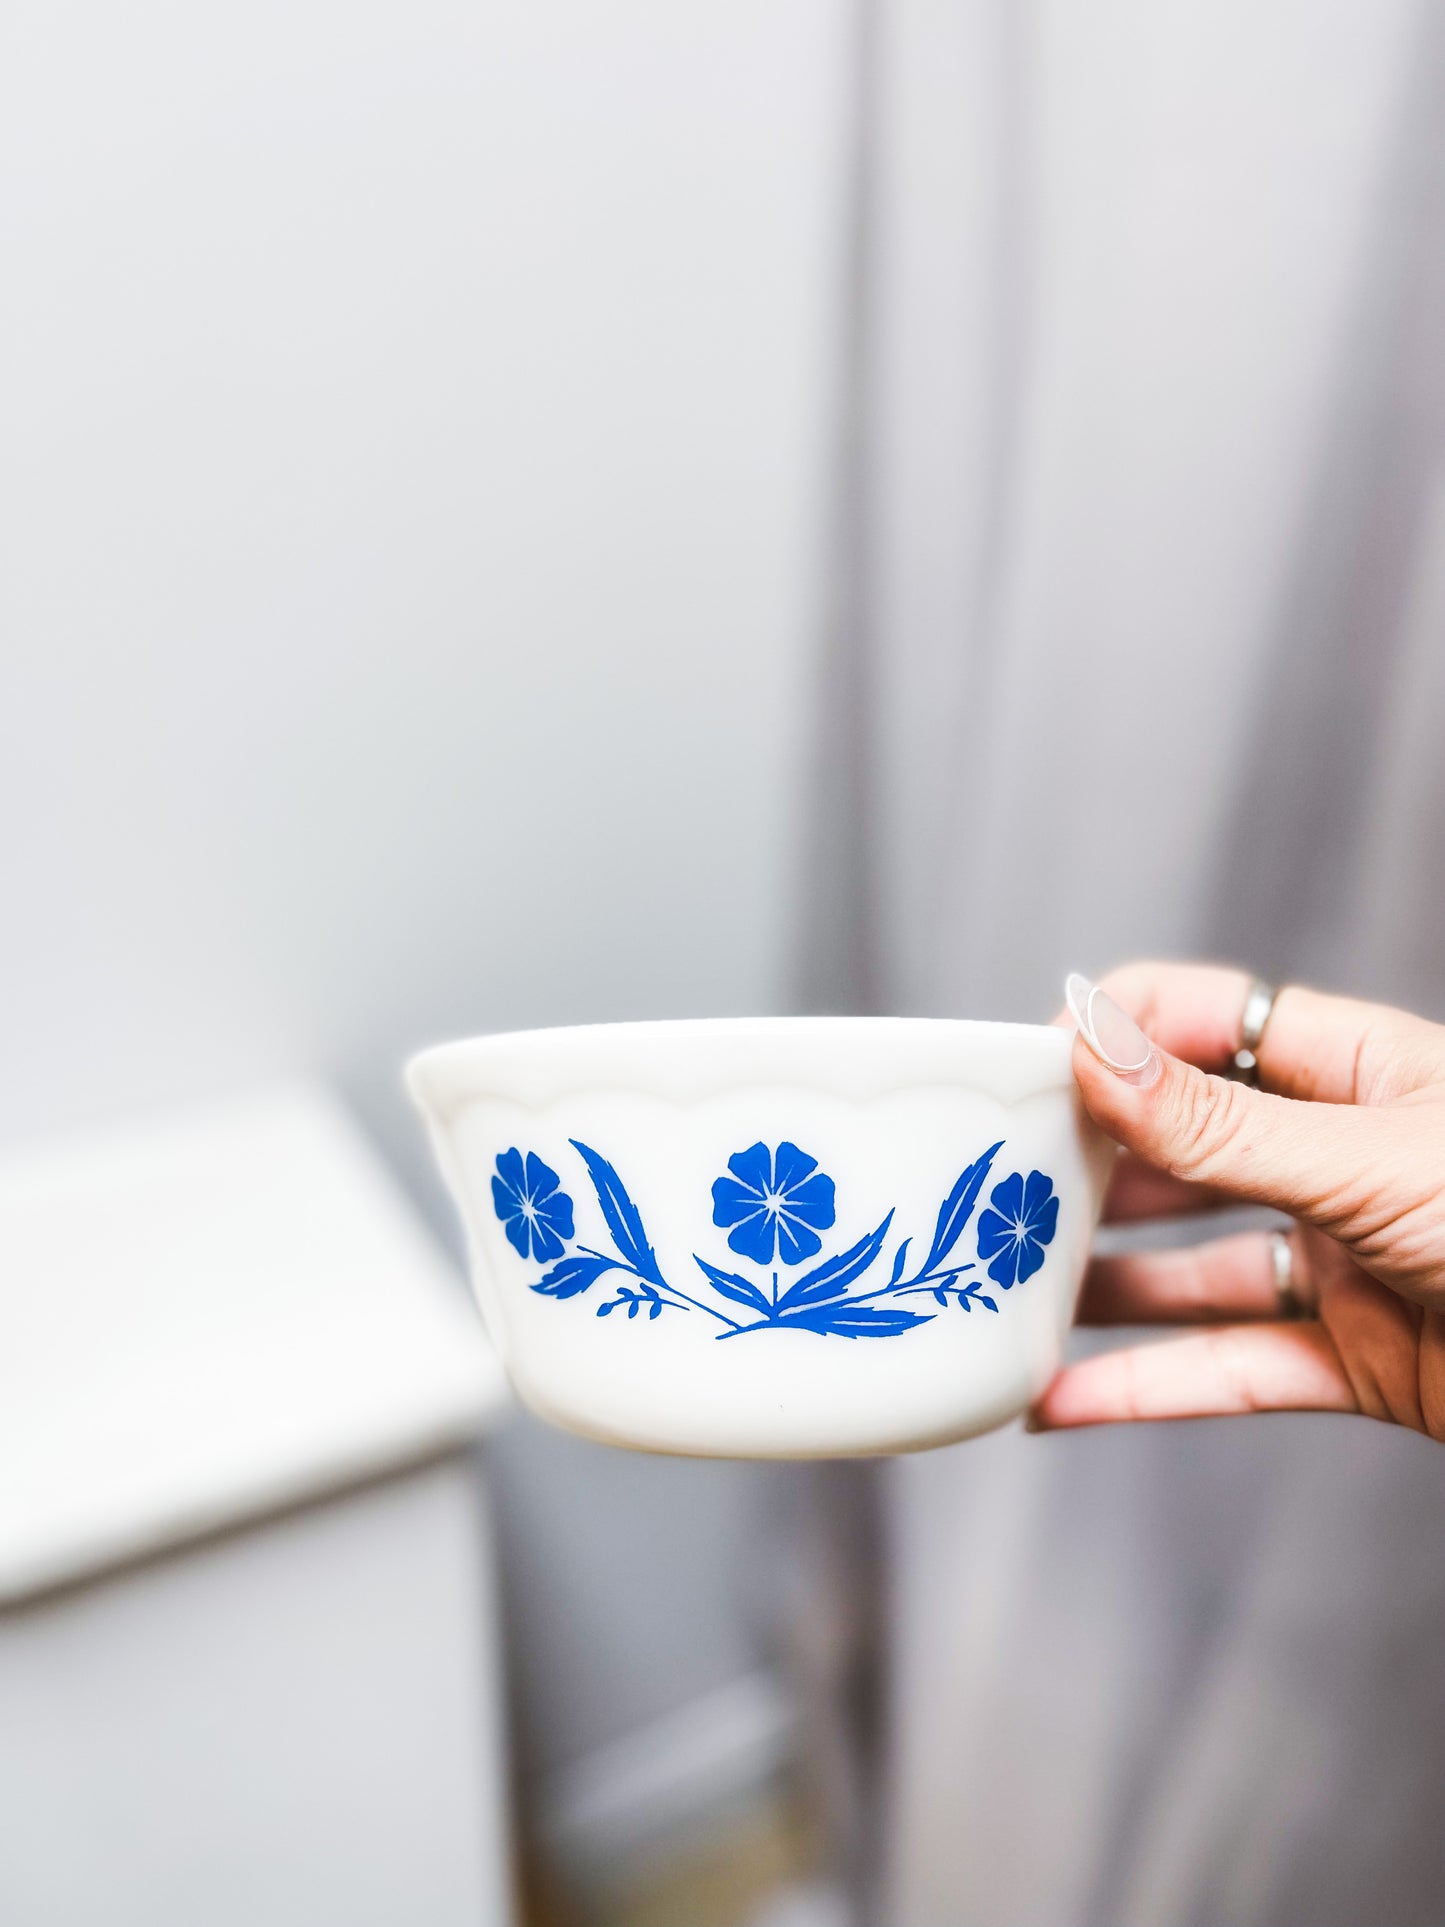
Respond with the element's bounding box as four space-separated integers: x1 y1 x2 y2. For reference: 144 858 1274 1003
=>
569 1140 664 1285
774 1211 896 1311
775 1301 932 1339
922 1142 1003 1274
888 1239 911 1288
694 1258 773 1315
531 1253 616 1300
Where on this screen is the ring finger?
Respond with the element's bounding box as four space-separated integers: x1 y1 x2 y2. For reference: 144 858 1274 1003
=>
1077 1227 1313 1325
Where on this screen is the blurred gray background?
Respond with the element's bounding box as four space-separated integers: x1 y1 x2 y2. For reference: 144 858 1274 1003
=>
1 2 838 1874
4 1 1444 1923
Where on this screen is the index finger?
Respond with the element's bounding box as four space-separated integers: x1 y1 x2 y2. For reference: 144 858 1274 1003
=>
1092 961 1445 1105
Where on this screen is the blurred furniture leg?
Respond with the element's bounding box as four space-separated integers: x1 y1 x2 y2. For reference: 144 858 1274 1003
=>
772 1461 889 1925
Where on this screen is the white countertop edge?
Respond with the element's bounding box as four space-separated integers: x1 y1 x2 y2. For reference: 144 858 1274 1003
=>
0 1378 507 1607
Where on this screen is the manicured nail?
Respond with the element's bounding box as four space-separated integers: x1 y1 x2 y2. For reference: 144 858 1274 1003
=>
1064 973 1162 1087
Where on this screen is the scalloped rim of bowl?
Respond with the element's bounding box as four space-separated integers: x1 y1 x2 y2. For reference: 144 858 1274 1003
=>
406 1015 1076 1118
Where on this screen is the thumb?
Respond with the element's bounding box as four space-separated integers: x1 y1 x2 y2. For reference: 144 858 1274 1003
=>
1065 973 1380 1236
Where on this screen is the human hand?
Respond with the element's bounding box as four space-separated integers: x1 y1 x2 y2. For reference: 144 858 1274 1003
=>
1031 962 1445 1439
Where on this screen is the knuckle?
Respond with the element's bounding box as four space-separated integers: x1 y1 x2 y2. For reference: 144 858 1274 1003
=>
1357 1013 1445 1104
1160 1069 1249 1182
1208 1327 1263 1415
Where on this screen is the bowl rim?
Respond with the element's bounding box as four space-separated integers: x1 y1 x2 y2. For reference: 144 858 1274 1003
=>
407 1015 1078 1116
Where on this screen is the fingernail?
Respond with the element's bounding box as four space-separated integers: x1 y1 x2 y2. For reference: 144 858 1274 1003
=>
1064 973 1162 1087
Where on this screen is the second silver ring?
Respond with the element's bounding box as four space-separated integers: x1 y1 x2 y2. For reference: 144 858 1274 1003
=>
1269 1227 1307 1319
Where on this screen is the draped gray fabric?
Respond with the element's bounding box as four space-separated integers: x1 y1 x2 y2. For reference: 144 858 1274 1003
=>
804 3 1445 1922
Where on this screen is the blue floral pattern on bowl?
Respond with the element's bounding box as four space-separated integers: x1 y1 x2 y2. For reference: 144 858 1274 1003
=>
711 1141 837 1265
490 1148 575 1263
489 1137 1059 1341
976 1169 1060 1290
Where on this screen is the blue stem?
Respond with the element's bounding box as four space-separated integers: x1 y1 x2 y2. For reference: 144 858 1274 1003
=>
898 1260 976 1291
580 1245 743 1330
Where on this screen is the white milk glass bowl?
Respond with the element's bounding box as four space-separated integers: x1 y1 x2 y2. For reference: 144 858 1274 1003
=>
407 1017 1113 1458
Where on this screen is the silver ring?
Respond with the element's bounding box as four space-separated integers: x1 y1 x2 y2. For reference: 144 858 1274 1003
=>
1269 1228 1304 1319
1230 979 1278 1086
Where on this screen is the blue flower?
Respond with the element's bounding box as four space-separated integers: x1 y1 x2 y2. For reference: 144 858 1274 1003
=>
976 1170 1058 1289
491 1148 575 1263
711 1141 836 1266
